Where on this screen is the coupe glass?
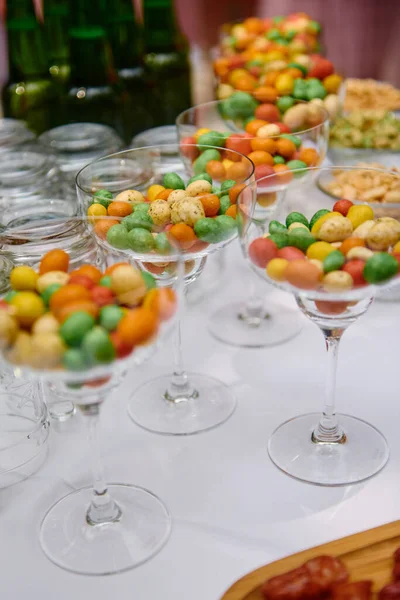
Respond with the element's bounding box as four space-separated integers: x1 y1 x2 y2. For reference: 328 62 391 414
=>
0 216 181 574
176 99 329 347
76 144 255 435
238 166 400 485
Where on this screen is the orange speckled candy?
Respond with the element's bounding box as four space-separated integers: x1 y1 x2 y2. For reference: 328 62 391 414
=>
107 201 133 217
94 218 120 240
284 260 321 289
39 249 70 274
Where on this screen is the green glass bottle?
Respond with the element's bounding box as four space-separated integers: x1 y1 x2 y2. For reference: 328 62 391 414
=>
143 0 192 126
64 0 122 135
2 8 61 134
43 0 70 86
107 0 153 142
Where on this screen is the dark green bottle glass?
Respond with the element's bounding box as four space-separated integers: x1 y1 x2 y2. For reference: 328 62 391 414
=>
2 9 61 134
143 0 192 126
107 0 153 142
43 0 70 85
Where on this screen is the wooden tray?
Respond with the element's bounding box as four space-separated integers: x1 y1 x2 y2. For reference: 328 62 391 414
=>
221 520 400 600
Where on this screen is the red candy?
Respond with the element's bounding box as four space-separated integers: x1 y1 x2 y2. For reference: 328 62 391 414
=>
342 259 367 287
255 103 280 122
255 164 275 180
249 238 278 267
333 199 354 217
277 246 306 262
68 274 96 289
225 133 252 156
91 286 115 307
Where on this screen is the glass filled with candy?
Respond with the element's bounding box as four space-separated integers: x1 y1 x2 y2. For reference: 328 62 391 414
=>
0 216 181 574
76 144 255 435
176 98 329 347
238 166 400 485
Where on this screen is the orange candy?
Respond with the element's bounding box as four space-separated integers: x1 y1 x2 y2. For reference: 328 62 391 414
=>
50 284 92 315
275 138 297 159
229 183 246 205
225 205 237 218
235 75 257 92
273 164 294 184
168 223 197 250
243 17 265 34
70 264 102 284
250 137 276 154
117 307 159 346
104 262 130 276
340 237 366 255
262 72 279 87
285 260 321 290
94 218 119 240
315 301 349 315
39 249 70 274
298 147 319 166
206 160 226 181
226 161 251 182
245 119 268 136
107 201 133 217
156 189 174 200
247 150 274 166
143 288 177 321
56 300 100 323
199 194 220 217
252 86 278 103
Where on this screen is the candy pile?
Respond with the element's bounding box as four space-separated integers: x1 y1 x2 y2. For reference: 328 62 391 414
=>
0 250 176 372
184 121 321 181
249 200 400 292
89 172 243 253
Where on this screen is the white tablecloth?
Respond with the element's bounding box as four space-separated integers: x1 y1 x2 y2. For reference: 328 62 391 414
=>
2 238 400 600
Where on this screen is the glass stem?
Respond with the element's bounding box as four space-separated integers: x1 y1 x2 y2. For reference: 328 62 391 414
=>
312 328 346 444
165 316 198 403
239 279 270 326
81 402 122 526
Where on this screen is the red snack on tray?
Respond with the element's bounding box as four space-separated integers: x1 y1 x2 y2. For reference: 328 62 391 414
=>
380 582 400 600
394 548 400 564
262 556 348 600
393 563 400 582
332 581 372 600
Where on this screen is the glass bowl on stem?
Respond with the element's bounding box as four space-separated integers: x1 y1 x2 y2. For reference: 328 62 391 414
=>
76 144 255 435
176 99 329 347
238 165 400 485
0 216 182 575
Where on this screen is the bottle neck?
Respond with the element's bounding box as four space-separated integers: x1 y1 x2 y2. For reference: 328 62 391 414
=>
143 0 187 54
7 18 49 79
109 15 141 70
69 29 113 86
44 1 70 62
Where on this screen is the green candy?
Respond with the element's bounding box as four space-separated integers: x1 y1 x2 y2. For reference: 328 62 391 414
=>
286 160 308 176
214 215 237 240
219 195 231 215
154 232 172 254
99 275 112 288
221 179 236 192
269 231 289 249
141 271 156 290
279 133 302 148
323 250 345 273
222 91 258 119
267 28 281 41
309 209 330 230
82 326 115 364
363 253 399 284
286 212 309 228
269 220 287 234
308 20 321 33
133 202 150 214
93 189 113 209
123 212 153 232
63 348 89 372
99 305 124 332
41 283 62 306
212 186 221 195
60 312 95 348
273 15 284 23
293 79 308 100
276 96 295 113
306 83 327 101
187 172 212 185
285 30 296 42
288 228 315 252
197 131 226 151
163 172 185 190
194 218 224 243
128 227 155 252
106 224 130 249
4 290 17 303
286 62 308 76
273 155 286 165
193 149 221 175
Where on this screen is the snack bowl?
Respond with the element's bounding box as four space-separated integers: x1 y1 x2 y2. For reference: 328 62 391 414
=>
0 390 49 489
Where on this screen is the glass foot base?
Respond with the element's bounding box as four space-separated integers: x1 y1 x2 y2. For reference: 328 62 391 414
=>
40 484 171 575
128 373 236 435
268 413 389 486
208 302 302 348
48 400 76 422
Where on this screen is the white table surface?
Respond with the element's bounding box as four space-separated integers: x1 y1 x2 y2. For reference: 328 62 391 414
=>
2 228 400 600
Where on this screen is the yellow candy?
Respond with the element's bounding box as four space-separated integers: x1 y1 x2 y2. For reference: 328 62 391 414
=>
10 266 38 291
346 205 374 230
275 73 294 95
9 331 35 366
10 292 45 328
310 211 342 236
306 241 336 261
265 50 285 62
222 159 234 170
32 313 59 335
147 185 165 202
0 311 19 349
87 203 107 223
193 128 211 142
110 265 145 295
323 271 353 292
266 258 289 282
393 241 400 254
323 74 343 94
30 333 66 369
317 215 353 242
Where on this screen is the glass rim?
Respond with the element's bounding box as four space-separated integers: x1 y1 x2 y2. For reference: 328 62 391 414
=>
175 98 330 137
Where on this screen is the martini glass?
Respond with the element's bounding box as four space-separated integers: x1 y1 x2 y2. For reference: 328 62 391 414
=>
0 216 181 574
238 166 400 485
177 99 329 347
76 144 255 435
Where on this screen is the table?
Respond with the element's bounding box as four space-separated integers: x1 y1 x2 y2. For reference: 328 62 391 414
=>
2 236 400 600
